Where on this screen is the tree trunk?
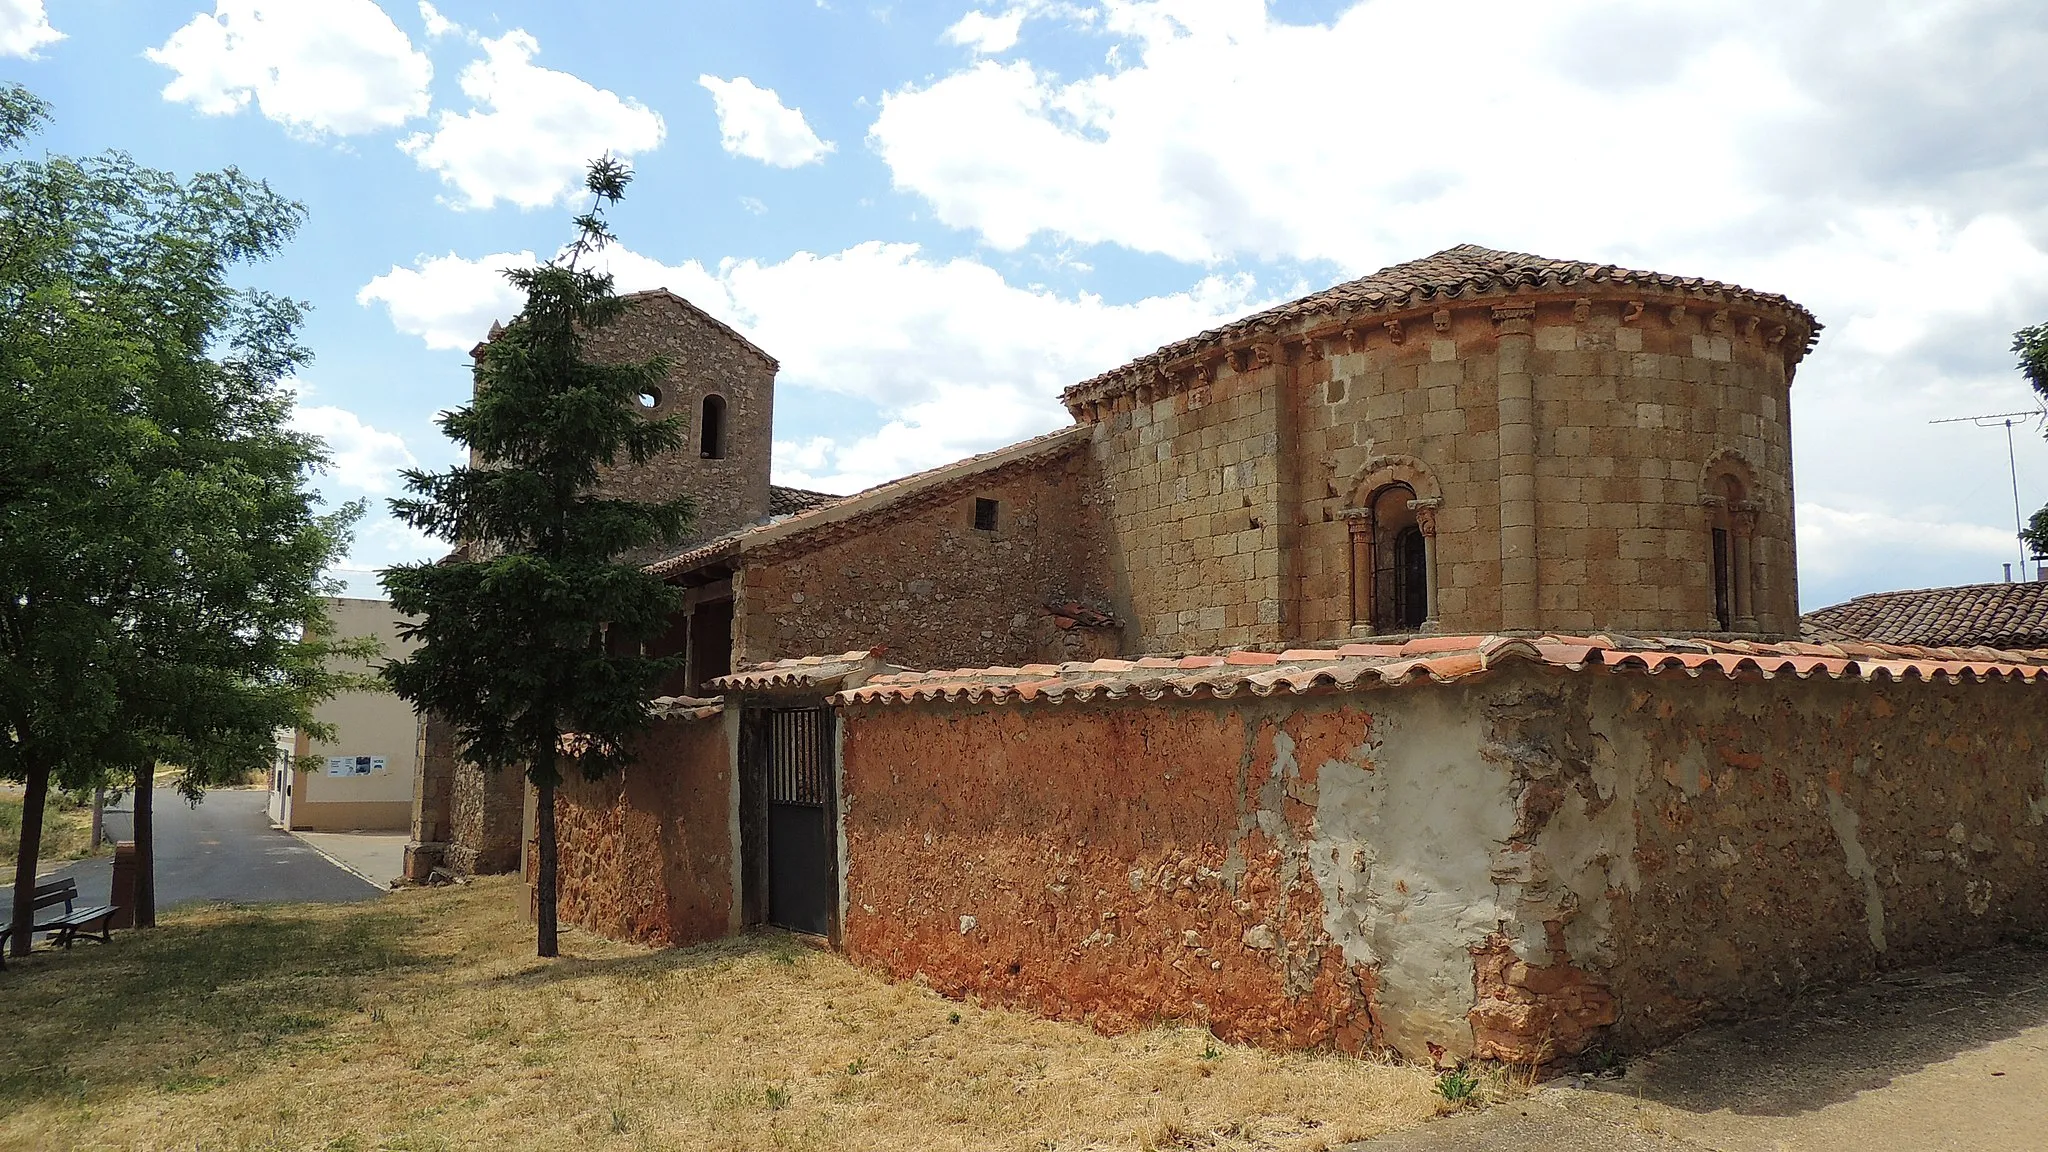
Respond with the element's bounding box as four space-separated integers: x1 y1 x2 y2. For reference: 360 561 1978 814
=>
8 756 51 958
535 772 558 958
133 762 156 929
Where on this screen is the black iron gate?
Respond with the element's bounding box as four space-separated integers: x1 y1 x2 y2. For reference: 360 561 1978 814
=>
744 706 837 937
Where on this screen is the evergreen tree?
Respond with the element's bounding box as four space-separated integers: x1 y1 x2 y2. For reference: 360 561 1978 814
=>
380 159 689 957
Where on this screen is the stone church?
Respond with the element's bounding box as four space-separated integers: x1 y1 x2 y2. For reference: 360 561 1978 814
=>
407 245 2048 1066
623 243 1816 688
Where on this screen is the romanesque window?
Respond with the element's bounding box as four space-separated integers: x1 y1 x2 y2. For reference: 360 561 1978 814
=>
1702 468 1757 632
700 394 726 459
1345 481 1438 634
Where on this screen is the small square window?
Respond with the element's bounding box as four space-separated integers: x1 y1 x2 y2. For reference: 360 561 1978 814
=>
973 498 999 531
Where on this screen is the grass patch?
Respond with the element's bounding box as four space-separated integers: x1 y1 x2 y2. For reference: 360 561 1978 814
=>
0 787 105 868
0 878 1448 1151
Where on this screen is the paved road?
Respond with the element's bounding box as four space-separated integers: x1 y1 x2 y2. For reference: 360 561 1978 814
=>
3 788 381 923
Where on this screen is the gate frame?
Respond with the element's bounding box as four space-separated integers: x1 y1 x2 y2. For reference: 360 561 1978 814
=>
734 693 843 945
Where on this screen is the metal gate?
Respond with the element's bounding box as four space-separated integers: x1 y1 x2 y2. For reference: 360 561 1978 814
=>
749 707 837 937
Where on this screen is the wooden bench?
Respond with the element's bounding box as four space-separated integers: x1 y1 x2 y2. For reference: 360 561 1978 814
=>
18 878 117 955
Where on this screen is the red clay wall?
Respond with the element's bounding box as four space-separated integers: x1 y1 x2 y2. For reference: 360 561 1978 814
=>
554 713 734 947
838 697 1389 1053
836 664 2048 1064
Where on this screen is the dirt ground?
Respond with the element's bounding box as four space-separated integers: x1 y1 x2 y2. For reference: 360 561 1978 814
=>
0 876 1454 1152
1353 940 2048 1150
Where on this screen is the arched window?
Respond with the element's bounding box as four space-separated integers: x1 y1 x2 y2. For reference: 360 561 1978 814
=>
1703 469 1756 632
699 394 726 459
1344 482 1437 634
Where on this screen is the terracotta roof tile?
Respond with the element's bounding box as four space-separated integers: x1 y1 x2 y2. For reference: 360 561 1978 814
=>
708 649 901 693
645 424 1092 579
768 484 842 517
831 634 2048 707
649 695 723 722
1063 244 1822 408
1802 582 2048 651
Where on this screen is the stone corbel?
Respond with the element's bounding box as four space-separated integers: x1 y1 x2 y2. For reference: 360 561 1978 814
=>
1491 303 1536 323
1384 318 1405 345
1744 316 1761 342
1433 309 1453 333
1294 338 1323 364
1768 325 1788 347
1228 346 1254 374
1622 300 1645 324
1252 343 1277 370
1573 298 1592 323
1711 308 1730 333
1667 304 1687 328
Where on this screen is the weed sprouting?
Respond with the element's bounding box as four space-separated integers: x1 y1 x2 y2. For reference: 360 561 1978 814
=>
1435 1068 1481 1106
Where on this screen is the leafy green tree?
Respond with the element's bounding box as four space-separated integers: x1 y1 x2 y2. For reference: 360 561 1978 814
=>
380 159 689 958
2018 323 2048 560
1 83 361 950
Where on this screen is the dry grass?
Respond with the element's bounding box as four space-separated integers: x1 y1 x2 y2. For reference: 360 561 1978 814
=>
0 788 103 868
0 877 1452 1151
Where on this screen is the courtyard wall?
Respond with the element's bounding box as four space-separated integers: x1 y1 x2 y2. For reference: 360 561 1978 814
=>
833 650 2048 1062
553 707 737 946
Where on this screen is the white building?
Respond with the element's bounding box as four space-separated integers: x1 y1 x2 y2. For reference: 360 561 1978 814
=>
267 597 420 832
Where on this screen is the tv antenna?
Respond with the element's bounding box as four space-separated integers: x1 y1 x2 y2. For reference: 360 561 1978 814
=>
1930 405 2046 581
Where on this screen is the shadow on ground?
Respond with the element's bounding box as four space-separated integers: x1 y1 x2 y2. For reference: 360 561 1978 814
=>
1602 939 2048 1117
0 904 439 1106
478 924 823 991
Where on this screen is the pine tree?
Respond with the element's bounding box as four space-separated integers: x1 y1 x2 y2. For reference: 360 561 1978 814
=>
380 159 690 957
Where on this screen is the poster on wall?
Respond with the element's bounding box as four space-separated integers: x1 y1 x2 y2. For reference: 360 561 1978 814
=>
325 756 387 776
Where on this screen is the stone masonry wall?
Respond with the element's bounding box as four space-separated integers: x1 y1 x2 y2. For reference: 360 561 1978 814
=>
1089 362 1285 653
554 712 735 947
446 758 526 875
736 449 1124 670
1081 289 1804 645
485 290 778 553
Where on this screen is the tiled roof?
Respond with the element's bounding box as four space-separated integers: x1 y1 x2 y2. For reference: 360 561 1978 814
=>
1063 244 1822 408
768 484 842 517
709 649 901 694
833 634 2048 707
645 424 1092 578
471 288 780 369
1802 582 2048 651
649 695 723 722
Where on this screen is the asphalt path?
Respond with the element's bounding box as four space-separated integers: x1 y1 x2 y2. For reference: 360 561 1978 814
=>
3 788 381 924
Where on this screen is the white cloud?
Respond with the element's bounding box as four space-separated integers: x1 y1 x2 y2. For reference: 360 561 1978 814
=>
0 0 61 58
360 239 1259 490
290 401 419 495
944 8 1027 53
146 0 431 136
698 75 835 168
864 0 2048 607
417 1 458 39
358 250 530 351
401 30 665 210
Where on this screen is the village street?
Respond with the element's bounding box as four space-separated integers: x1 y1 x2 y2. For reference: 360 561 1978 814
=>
1 789 385 925
1356 943 2048 1151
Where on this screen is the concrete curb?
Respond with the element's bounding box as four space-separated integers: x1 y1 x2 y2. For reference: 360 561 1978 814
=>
280 828 391 892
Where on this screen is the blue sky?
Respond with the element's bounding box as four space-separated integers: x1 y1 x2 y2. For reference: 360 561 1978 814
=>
6 0 2047 613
